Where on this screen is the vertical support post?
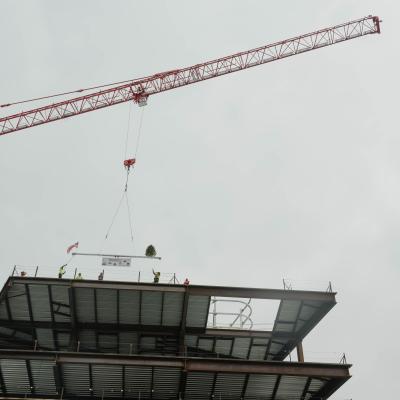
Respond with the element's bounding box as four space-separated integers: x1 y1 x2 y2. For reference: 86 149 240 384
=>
74 268 77 279
296 341 304 363
212 298 217 328
12 265 16 276
68 287 79 351
35 266 39 277
138 271 141 283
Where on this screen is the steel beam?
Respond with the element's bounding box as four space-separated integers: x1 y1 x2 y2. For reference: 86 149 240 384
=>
209 372 217 400
7 277 336 303
240 373 250 398
177 369 187 399
271 375 281 400
24 284 37 343
301 377 312 400
297 342 305 363
0 362 6 395
188 286 336 303
179 289 190 354
68 288 78 351
25 360 35 395
0 350 351 379
52 363 63 395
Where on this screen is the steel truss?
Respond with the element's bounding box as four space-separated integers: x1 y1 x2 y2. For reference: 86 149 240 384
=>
0 16 380 136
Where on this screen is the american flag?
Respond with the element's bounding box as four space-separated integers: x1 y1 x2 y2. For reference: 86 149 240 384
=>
66 241 79 254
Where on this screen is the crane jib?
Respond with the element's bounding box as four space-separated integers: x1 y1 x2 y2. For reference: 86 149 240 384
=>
0 15 381 136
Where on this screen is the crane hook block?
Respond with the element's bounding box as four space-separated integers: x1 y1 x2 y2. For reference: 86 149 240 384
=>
124 158 136 168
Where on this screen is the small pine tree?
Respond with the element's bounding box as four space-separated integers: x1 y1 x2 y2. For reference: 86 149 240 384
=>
145 245 156 257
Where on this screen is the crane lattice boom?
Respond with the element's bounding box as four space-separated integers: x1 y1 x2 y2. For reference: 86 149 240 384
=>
0 15 380 136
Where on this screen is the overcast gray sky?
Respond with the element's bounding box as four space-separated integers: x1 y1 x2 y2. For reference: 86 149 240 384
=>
0 0 398 398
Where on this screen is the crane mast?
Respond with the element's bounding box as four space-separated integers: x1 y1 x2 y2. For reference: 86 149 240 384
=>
0 15 380 136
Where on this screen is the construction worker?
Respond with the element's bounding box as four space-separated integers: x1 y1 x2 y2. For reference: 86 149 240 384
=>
58 264 66 279
184 278 190 286
20 271 27 278
98 271 104 281
76 272 83 280
152 269 160 284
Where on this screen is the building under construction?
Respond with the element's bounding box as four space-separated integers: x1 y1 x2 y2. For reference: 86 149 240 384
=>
0 275 350 399
0 13 380 399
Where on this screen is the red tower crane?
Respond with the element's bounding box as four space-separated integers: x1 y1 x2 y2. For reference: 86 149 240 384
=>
0 15 380 136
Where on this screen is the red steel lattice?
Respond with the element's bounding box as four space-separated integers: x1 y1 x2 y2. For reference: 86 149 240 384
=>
0 15 380 136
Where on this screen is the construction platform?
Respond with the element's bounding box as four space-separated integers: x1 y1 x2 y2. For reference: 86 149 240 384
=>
0 276 350 399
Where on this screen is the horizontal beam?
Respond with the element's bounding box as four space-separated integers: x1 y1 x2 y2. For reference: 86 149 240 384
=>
0 349 351 378
0 319 200 335
189 285 336 302
205 328 273 338
0 321 301 342
7 277 336 303
71 252 162 260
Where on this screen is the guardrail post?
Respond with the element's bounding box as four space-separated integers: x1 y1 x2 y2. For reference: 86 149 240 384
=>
296 341 304 362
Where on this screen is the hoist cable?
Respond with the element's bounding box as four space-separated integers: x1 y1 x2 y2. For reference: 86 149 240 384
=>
134 107 145 158
101 103 146 248
125 192 135 244
104 190 125 239
124 103 133 160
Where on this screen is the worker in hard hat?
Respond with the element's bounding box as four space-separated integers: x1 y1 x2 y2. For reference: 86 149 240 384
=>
76 272 83 280
152 269 160 284
58 264 67 279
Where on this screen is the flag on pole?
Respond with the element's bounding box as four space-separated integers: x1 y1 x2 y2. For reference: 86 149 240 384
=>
66 242 79 254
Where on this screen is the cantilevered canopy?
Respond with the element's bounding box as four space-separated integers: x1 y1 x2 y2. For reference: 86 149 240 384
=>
0 277 336 361
0 350 350 400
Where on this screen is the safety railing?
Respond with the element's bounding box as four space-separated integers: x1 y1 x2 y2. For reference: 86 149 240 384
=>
283 278 333 293
10 264 182 284
0 338 350 366
208 297 253 329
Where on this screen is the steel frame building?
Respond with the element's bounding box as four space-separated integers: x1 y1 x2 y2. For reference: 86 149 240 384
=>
0 276 350 399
